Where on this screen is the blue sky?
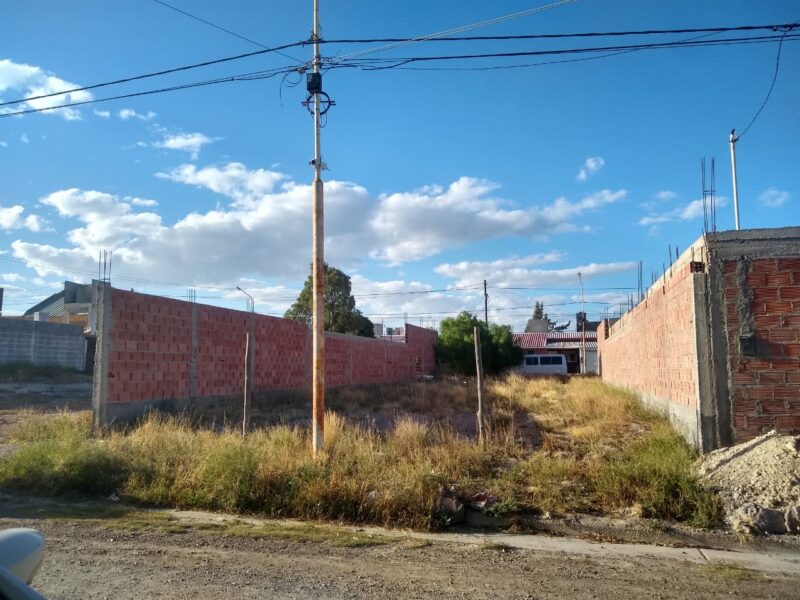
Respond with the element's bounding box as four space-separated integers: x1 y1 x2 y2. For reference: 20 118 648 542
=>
1 0 798 330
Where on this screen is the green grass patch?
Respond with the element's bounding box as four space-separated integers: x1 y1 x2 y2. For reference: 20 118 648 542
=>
703 563 760 582
595 423 723 527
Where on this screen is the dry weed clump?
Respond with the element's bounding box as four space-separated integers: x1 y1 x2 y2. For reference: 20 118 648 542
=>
0 376 721 528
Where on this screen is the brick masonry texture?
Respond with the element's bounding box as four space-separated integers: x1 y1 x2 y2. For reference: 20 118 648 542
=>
0 318 85 370
722 257 800 443
103 289 437 404
598 229 800 451
598 262 700 410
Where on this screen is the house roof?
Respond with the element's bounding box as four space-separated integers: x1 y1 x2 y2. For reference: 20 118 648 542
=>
513 330 598 350
546 340 598 350
513 332 548 349
546 331 598 341
23 290 65 317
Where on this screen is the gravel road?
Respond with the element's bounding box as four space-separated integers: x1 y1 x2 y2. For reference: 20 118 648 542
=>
3 518 797 600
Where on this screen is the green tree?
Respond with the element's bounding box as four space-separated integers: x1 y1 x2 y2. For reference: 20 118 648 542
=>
437 311 523 376
284 263 375 337
532 301 545 320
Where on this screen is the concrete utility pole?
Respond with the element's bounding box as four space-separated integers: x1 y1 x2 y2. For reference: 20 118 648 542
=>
729 129 741 230
578 272 585 375
310 0 325 455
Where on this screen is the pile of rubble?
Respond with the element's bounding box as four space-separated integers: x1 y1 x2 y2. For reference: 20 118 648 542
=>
698 431 800 535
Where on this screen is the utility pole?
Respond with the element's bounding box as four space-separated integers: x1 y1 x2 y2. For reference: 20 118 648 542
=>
483 280 488 324
729 129 741 230
578 272 585 375
310 0 325 455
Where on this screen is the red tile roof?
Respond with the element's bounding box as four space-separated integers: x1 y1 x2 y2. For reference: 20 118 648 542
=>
512 332 548 349
513 331 598 349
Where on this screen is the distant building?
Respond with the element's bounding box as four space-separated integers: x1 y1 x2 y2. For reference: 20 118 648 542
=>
22 281 96 332
513 330 598 374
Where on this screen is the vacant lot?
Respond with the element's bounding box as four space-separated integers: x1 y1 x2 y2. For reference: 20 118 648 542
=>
0 375 720 529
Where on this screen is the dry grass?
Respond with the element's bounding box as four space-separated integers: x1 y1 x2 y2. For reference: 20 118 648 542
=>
0 376 722 529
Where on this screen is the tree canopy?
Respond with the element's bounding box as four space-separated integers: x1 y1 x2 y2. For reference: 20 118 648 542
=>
284 263 375 338
437 311 523 376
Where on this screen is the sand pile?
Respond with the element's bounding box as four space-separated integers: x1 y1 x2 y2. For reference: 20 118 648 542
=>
698 430 800 534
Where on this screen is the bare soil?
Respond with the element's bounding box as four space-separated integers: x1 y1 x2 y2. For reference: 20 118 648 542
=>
2 516 797 600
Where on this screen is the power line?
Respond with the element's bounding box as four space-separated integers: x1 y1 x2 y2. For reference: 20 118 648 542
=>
151 0 304 64
2 24 795 111
335 0 581 61
0 41 309 108
344 29 725 73
735 25 794 140
326 23 800 46
330 33 800 70
0 66 298 118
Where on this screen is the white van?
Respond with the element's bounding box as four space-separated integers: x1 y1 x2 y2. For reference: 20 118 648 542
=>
518 353 567 376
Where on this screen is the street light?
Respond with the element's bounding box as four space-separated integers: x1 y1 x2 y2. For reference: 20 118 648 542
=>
235 286 254 313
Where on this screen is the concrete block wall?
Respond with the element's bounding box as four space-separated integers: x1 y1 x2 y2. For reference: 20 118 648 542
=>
721 257 800 442
597 262 702 446
95 287 437 423
0 318 85 371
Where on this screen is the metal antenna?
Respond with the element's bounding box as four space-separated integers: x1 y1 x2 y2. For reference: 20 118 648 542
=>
701 157 709 235
711 157 717 233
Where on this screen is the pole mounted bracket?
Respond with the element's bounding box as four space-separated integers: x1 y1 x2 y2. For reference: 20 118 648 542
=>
309 158 328 170
302 92 335 115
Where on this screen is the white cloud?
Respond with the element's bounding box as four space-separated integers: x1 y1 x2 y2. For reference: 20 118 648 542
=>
93 110 110 119
0 59 92 120
0 204 42 231
129 197 159 207
759 187 791 208
435 256 636 288
20 133 29 144
371 179 626 264
576 156 605 182
1 273 26 283
156 162 288 208
118 108 156 121
153 132 213 160
10 163 628 286
655 190 679 202
639 197 727 227
0 141 7 148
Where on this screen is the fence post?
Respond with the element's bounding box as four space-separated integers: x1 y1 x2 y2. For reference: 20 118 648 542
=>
242 329 253 436
473 326 484 446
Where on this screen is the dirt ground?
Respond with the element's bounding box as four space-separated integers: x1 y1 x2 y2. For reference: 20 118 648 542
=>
0 516 794 600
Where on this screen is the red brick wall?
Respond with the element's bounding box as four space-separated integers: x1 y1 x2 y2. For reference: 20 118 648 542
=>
598 263 700 410
722 257 800 442
106 290 193 403
104 289 437 405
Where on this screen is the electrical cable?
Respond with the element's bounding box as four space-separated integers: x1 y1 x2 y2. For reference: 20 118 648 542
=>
2 23 794 110
0 66 299 118
0 41 309 108
151 0 304 64
324 23 799 45
328 33 800 71
735 25 794 140
335 0 581 61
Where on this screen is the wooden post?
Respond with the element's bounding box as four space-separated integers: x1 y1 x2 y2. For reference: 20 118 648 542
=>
243 330 253 436
473 326 484 445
